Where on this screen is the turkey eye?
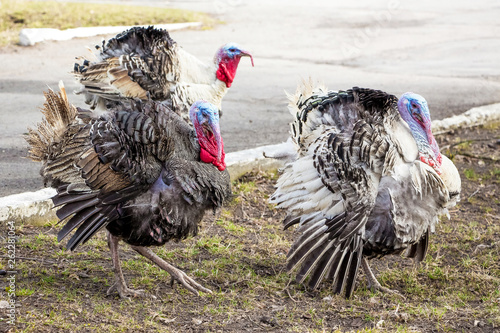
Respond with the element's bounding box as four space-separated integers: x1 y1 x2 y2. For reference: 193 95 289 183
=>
411 102 418 108
229 48 236 52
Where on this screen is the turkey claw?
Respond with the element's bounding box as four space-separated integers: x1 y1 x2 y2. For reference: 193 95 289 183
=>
362 258 406 300
107 281 146 299
131 246 212 296
168 269 212 295
369 284 406 300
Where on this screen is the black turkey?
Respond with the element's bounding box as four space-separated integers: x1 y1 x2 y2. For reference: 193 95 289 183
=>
26 82 231 297
270 82 461 298
74 26 254 121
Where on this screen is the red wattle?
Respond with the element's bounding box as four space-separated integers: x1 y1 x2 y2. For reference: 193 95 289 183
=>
199 148 226 171
216 67 228 87
437 153 442 164
200 148 215 164
215 159 226 171
216 60 238 88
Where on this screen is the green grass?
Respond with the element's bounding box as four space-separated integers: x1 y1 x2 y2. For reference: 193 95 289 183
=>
233 180 257 194
463 167 500 185
464 168 479 181
0 0 215 46
216 218 246 235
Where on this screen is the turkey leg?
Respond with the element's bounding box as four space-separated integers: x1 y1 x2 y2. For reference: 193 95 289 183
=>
131 245 212 295
361 258 405 299
107 233 145 298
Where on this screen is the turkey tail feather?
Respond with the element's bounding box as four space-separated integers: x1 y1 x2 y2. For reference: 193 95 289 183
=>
405 228 430 263
415 229 430 262
54 186 118 251
57 206 98 242
26 81 77 162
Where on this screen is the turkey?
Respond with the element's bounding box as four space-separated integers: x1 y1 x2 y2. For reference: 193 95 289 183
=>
269 82 461 298
26 82 231 297
73 26 254 121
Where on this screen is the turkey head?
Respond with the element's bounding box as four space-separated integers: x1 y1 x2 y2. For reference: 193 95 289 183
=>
189 101 226 171
398 93 442 173
215 43 254 88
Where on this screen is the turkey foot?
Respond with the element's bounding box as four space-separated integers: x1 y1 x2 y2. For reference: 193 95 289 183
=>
362 258 406 299
108 233 146 299
107 281 145 299
131 245 212 295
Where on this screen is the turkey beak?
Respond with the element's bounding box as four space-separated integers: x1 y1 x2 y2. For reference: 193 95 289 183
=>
240 50 254 67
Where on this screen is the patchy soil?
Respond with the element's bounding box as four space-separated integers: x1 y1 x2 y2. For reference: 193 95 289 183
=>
0 124 499 333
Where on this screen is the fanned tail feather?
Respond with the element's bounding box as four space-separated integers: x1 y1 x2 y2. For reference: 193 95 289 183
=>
26 81 78 163
74 26 177 108
286 78 327 118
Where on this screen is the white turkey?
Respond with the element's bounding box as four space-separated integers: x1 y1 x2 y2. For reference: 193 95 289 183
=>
73 26 254 121
26 83 231 297
270 82 461 298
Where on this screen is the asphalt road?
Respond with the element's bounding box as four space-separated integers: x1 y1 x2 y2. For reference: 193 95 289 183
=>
1 0 499 196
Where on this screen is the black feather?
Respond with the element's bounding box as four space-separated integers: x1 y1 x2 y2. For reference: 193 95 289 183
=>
307 245 336 289
333 249 352 294
343 246 362 299
66 212 108 251
414 229 430 262
52 191 96 207
56 197 100 221
57 206 99 242
283 215 300 230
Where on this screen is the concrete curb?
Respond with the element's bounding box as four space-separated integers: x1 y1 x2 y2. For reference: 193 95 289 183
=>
1 103 499 225
0 188 57 226
432 103 500 134
19 22 202 46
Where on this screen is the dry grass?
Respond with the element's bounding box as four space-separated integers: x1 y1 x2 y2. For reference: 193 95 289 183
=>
0 0 215 47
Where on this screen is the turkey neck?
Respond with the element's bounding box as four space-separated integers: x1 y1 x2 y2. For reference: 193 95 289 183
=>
176 47 216 84
398 106 441 167
209 80 229 110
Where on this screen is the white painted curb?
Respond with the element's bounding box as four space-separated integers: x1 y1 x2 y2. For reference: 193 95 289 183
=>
1 103 499 225
19 22 202 46
432 103 500 134
0 188 57 226
226 142 290 180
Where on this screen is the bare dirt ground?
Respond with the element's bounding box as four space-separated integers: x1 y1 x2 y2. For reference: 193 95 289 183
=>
0 124 499 332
